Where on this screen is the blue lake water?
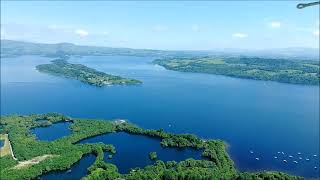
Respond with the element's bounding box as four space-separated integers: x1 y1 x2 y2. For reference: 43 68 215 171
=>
1 55 319 178
31 122 72 141
0 140 4 148
40 154 95 180
78 132 203 174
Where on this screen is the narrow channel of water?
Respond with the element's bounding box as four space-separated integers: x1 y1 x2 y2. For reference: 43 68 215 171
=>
40 154 96 180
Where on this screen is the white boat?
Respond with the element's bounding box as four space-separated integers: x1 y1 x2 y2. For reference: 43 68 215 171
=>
283 160 287 163
293 161 298 164
288 155 293 158
274 156 278 159
313 154 317 157
255 157 259 160
306 158 310 161
250 150 254 154
298 157 302 160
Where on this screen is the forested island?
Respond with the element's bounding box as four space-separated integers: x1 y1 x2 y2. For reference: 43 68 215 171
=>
36 59 141 86
0 113 304 180
154 57 320 85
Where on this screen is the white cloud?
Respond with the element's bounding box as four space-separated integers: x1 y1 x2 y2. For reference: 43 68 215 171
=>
152 25 168 32
313 30 319 36
191 24 200 32
74 29 89 36
269 21 281 28
232 33 248 38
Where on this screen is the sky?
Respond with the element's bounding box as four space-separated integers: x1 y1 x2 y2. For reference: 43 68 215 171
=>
1 1 319 50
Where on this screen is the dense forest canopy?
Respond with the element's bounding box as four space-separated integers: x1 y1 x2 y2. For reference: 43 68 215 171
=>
36 59 141 86
154 57 320 85
0 113 304 180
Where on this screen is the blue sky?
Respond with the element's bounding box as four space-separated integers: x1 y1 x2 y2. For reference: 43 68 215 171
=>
1 1 319 50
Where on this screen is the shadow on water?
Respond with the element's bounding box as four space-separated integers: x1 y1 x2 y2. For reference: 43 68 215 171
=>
78 132 204 174
40 154 96 180
31 122 72 141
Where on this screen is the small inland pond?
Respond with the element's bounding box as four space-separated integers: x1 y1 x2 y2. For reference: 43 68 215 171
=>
0 140 4 148
34 125 204 179
31 122 72 141
78 132 204 173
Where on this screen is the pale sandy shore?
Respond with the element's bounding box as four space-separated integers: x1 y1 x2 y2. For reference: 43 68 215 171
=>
13 154 57 169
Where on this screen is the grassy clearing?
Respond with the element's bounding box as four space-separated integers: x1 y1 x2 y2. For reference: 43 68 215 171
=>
13 155 58 169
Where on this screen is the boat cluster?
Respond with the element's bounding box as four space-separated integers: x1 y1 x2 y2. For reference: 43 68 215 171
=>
249 150 319 170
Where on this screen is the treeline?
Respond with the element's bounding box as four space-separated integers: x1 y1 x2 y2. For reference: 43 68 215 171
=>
36 59 142 87
0 113 117 180
237 172 304 180
123 159 303 180
0 113 305 180
154 57 320 85
115 122 234 172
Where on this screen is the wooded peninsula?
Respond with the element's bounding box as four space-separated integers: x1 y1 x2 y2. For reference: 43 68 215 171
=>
0 113 303 180
36 59 142 87
154 57 320 85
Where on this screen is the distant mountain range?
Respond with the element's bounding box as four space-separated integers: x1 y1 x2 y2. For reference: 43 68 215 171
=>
1 39 319 60
212 47 319 61
0 40 170 58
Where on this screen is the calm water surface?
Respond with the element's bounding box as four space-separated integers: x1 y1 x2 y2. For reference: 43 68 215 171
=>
78 132 203 174
1 55 319 178
31 122 72 141
40 154 95 180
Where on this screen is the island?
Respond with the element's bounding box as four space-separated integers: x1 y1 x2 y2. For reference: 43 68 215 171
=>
153 57 320 85
0 113 303 180
36 59 142 87
149 152 157 160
